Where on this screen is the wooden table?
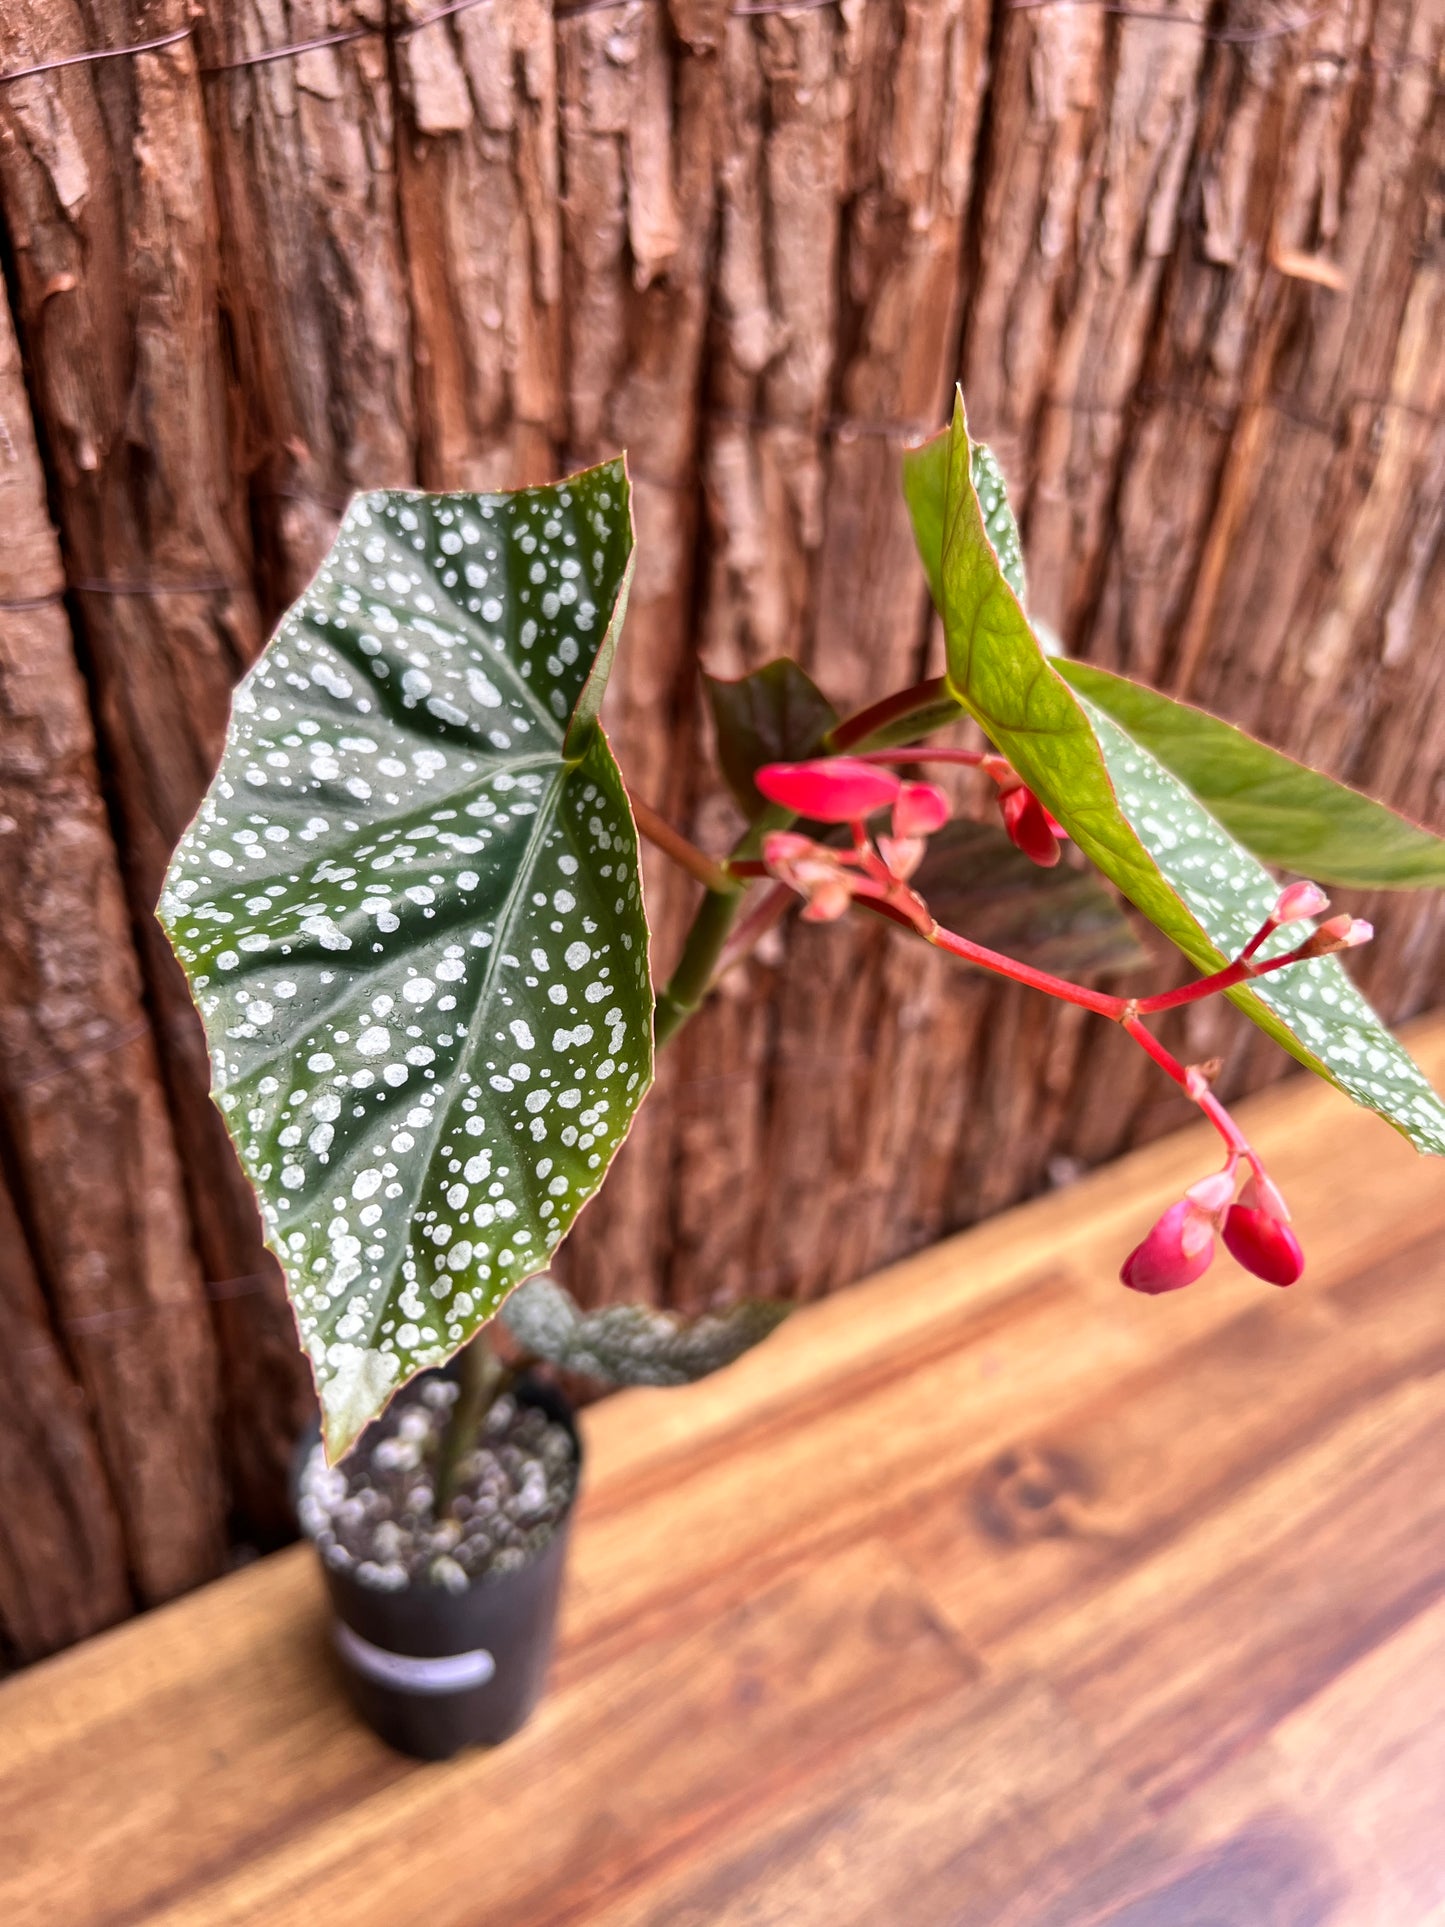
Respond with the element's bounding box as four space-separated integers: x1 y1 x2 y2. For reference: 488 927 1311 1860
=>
5 1020 1445 1926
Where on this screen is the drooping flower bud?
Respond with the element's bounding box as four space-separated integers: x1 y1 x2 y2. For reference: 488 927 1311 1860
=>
1273 880 1330 924
756 758 901 823
891 780 950 840
1222 1203 1304 1287
1120 1198 1217 1295
998 784 1062 868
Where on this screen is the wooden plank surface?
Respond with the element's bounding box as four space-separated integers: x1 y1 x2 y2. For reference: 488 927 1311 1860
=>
4 1017 1445 1926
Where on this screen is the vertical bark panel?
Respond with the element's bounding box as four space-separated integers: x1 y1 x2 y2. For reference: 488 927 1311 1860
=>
0 1167 131 1663
198 0 417 609
0 0 302 1535
0 273 223 1601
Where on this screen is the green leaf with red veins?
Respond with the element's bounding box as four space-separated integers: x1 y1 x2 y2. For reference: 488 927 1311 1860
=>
904 389 1445 1157
159 462 654 1458
705 659 840 817
1057 660 1445 889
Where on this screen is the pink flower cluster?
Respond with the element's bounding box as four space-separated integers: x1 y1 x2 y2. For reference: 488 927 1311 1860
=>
754 762 1335 1304
755 758 950 929
1122 1167 1304 1294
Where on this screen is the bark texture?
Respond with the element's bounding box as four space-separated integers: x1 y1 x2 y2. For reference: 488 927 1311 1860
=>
0 274 222 1624
0 0 1440 1654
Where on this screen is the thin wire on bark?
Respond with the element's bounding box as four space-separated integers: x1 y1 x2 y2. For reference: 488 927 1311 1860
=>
0 0 1352 93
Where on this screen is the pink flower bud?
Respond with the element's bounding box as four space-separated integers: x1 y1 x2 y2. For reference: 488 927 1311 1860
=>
1325 914 1372 947
1239 1170 1290 1222
891 780 950 840
877 835 925 880
1185 1169 1236 1215
1120 1199 1217 1295
1273 880 1329 923
761 831 815 870
1222 1204 1305 1287
756 758 901 823
1298 913 1373 958
800 878 854 923
998 785 1062 868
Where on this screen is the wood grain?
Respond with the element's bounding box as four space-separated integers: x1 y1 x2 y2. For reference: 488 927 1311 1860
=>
2 1016 1443 1924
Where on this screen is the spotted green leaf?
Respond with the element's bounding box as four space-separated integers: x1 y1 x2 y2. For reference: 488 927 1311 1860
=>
903 422 1026 610
160 463 654 1457
1058 660 1445 889
500 1274 790 1387
1082 700 1445 1155
904 390 1445 1156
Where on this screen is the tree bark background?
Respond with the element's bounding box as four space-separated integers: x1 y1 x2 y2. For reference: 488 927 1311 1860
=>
0 0 1440 1659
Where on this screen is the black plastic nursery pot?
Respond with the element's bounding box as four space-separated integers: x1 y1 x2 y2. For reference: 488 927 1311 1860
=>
298 1378 582 1762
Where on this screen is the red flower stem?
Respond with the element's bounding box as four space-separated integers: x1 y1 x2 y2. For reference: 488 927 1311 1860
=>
925 919 1126 1018
1121 1016 1253 1164
1240 918 1277 961
825 675 951 752
926 914 1260 1163
1135 958 1254 1013
628 789 736 894
850 746 1011 779
1133 938 1317 1014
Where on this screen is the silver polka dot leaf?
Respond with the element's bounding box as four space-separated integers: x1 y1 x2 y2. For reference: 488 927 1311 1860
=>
902 418 1026 612
904 388 1445 1158
159 462 654 1458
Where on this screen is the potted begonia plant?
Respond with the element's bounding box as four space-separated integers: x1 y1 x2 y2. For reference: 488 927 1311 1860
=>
161 392 1445 1757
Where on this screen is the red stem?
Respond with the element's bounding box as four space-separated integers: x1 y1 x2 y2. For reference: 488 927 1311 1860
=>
928 913 1259 1163
1240 918 1277 962
851 746 1010 779
926 919 1125 1018
826 676 950 752
1122 1016 1255 1166
1133 937 1319 1014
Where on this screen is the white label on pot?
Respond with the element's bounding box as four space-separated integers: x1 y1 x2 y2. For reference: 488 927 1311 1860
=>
334 1621 496 1695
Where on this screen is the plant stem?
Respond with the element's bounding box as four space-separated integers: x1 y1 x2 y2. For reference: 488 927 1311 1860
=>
1132 935 1327 1014
925 917 1126 1017
851 746 998 770
825 676 955 752
433 1330 510 1516
655 885 746 1048
1121 1015 1257 1168
629 789 735 893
